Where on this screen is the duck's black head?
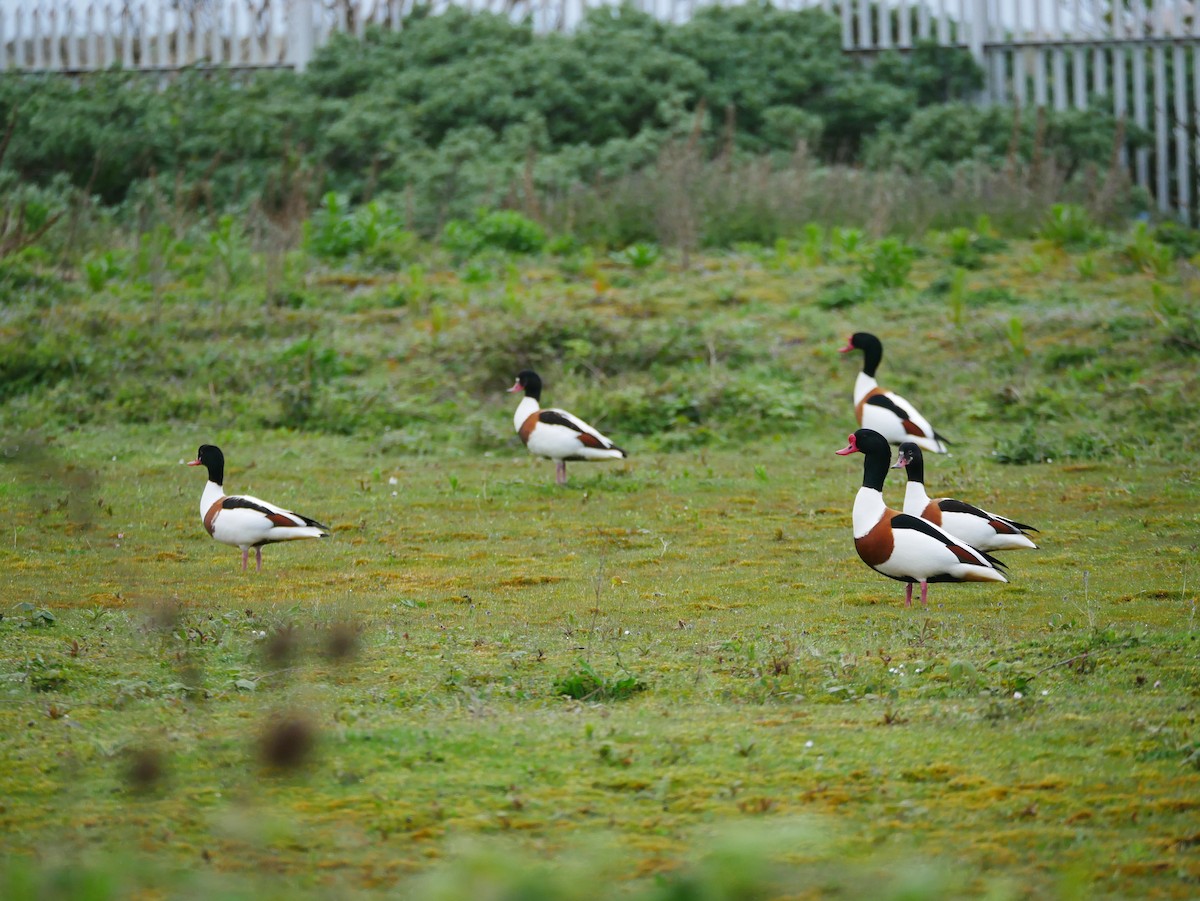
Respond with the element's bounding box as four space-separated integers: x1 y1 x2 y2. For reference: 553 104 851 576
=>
187 444 225 485
836 428 890 458
892 441 925 482
507 370 543 400
838 332 883 376
836 429 892 491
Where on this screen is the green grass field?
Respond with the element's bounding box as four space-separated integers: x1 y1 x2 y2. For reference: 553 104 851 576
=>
2 225 1199 899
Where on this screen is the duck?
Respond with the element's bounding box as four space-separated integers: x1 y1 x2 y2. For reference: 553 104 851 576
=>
508 370 626 485
839 331 950 453
893 441 1038 551
836 428 1007 606
186 444 330 571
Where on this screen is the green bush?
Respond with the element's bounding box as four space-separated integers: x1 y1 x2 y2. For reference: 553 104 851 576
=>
442 209 546 257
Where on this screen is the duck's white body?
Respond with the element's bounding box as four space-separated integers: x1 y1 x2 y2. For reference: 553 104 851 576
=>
853 486 1008 588
199 480 329 552
899 471 1038 552
512 396 626 463
853 372 947 455
509 371 626 485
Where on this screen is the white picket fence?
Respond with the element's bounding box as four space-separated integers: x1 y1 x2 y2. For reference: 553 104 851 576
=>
844 0 1200 222
3 0 1200 221
0 0 835 71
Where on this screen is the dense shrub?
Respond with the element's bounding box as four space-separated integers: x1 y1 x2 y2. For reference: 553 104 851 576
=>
0 4 1148 252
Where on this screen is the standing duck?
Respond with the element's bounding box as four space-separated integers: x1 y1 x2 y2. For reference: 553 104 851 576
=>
508 370 626 486
836 429 1007 606
893 441 1038 551
839 332 950 453
186 445 330 572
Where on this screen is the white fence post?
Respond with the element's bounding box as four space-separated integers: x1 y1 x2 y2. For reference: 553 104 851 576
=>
289 0 316 71
967 0 984 67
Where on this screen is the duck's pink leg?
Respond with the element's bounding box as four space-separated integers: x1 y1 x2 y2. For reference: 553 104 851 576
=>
256 547 263 572
904 583 913 607
920 582 929 606
556 461 567 486
241 548 249 571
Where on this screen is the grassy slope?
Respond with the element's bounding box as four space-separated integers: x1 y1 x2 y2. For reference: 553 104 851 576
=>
1 235 1199 899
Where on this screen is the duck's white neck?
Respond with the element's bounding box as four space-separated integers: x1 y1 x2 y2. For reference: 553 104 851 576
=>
200 480 223 517
903 479 930 515
852 487 886 539
513 395 539 431
853 371 878 405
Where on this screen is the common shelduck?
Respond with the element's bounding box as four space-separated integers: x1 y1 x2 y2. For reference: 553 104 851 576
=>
836 429 1006 606
893 441 1038 551
508 370 626 485
186 445 330 571
839 332 950 454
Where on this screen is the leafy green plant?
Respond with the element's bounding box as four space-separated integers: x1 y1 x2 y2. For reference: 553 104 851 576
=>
82 252 123 292
861 238 915 291
442 209 546 258
1075 252 1098 279
1038 203 1105 250
1005 315 1028 356
304 193 412 262
1151 220 1200 259
799 223 826 265
1120 222 1174 276
1149 283 1200 352
553 659 646 701
816 279 866 310
207 215 252 293
939 224 1004 269
612 242 661 269
947 267 968 327
829 226 864 259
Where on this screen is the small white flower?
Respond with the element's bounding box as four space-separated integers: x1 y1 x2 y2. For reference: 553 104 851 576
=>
1013 691 1023 699
804 740 814 748
388 476 398 485
392 491 398 497
1041 689 1049 696
623 630 630 635
1154 680 1162 689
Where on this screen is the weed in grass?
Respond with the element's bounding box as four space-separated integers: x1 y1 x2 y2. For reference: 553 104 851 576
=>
947 267 968 327
1075 252 1098 279
613 242 661 269
816 278 865 310
941 226 1005 270
830 226 864 259
1004 315 1028 357
860 237 915 291
82 250 122 291
1149 282 1200 352
1120 221 1175 276
555 659 647 701
1038 203 1105 250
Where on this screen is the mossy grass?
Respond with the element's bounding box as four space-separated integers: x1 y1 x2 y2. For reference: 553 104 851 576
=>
2 230 1199 898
